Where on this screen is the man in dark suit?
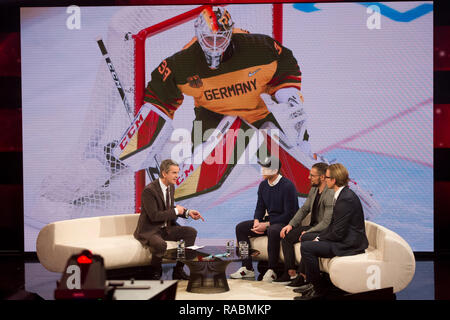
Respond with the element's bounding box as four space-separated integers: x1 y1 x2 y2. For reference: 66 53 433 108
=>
294 163 369 300
134 159 204 280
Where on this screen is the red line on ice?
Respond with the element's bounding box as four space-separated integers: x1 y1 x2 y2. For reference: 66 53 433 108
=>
318 98 432 155
337 146 433 168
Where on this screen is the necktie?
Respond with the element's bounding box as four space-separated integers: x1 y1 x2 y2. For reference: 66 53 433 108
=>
166 187 170 210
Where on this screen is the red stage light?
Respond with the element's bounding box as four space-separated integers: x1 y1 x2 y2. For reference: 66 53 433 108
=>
77 255 93 264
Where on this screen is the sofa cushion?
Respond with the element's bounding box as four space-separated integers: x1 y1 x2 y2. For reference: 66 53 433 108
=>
248 220 415 293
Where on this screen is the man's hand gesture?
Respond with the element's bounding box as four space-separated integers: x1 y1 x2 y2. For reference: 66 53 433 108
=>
188 209 205 222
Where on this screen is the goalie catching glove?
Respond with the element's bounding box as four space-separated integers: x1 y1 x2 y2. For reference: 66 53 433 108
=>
260 87 309 150
113 103 173 171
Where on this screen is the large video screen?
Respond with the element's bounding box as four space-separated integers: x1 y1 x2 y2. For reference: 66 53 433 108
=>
22 2 433 252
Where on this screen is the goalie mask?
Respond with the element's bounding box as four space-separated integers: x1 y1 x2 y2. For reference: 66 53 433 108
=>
195 6 234 69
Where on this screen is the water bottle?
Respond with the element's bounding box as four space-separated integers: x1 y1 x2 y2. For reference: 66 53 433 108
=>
177 239 185 259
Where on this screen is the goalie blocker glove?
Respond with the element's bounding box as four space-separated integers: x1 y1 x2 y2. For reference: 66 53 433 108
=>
113 103 173 171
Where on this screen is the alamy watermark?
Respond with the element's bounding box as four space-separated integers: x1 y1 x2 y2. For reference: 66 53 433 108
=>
366 5 381 30
66 5 81 30
65 265 81 289
366 264 381 290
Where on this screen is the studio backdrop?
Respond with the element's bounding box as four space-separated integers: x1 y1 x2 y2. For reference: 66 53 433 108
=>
21 2 433 252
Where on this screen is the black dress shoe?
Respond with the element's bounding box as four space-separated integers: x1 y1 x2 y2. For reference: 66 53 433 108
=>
149 269 162 280
293 286 325 300
273 272 294 284
286 275 306 288
293 283 313 294
173 267 190 280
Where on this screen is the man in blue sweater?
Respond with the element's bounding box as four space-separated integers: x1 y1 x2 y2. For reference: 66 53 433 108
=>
230 156 299 282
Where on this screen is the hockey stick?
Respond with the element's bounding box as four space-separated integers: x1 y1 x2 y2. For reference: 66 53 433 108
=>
96 37 154 180
96 37 133 121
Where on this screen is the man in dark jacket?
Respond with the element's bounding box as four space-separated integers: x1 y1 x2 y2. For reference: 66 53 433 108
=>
134 159 204 280
294 163 369 300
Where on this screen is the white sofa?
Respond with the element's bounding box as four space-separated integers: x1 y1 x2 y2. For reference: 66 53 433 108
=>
249 220 416 293
37 214 415 294
36 214 177 273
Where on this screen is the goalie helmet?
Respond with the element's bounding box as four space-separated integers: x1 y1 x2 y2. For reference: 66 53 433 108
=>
194 6 234 69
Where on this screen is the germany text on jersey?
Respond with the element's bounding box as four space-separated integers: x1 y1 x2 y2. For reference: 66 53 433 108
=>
144 32 302 124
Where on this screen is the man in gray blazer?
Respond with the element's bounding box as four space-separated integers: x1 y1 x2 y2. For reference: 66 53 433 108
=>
274 162 334 285
134 159 204 280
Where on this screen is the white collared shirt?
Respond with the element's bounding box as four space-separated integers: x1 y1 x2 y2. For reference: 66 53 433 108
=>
317 185 345 242
333 186 345 204
268 174 282 187
159 178 179 215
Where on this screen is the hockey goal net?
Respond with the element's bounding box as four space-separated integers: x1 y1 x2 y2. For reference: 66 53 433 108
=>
36 4 282 224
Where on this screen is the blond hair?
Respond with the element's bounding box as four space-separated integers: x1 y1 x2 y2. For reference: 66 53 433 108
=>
328 163 349 187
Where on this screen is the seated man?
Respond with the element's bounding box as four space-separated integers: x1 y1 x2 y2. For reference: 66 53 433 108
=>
231 156 299 282
294 163 369 300
275 162 334 286
134 159 204 280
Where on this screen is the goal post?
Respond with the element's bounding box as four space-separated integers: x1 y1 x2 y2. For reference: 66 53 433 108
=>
133 5 210 213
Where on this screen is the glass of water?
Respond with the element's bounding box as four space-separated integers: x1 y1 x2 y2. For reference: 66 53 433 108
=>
177 239 185 259
226 240 235 255
238 241 249 258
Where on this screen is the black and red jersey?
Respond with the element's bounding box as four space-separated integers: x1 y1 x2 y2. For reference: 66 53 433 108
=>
144 32 302 124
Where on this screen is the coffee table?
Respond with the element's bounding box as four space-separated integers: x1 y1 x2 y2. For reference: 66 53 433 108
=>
164 246 257 294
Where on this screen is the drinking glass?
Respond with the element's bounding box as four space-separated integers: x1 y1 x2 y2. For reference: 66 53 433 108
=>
226 240 235 255
238 241 249 258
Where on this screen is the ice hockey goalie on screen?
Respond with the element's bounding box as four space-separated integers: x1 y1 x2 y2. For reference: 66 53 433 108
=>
114 5 311 173
111 6 381 219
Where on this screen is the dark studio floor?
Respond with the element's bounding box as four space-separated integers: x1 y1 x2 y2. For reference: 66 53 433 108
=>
1 254 449 301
